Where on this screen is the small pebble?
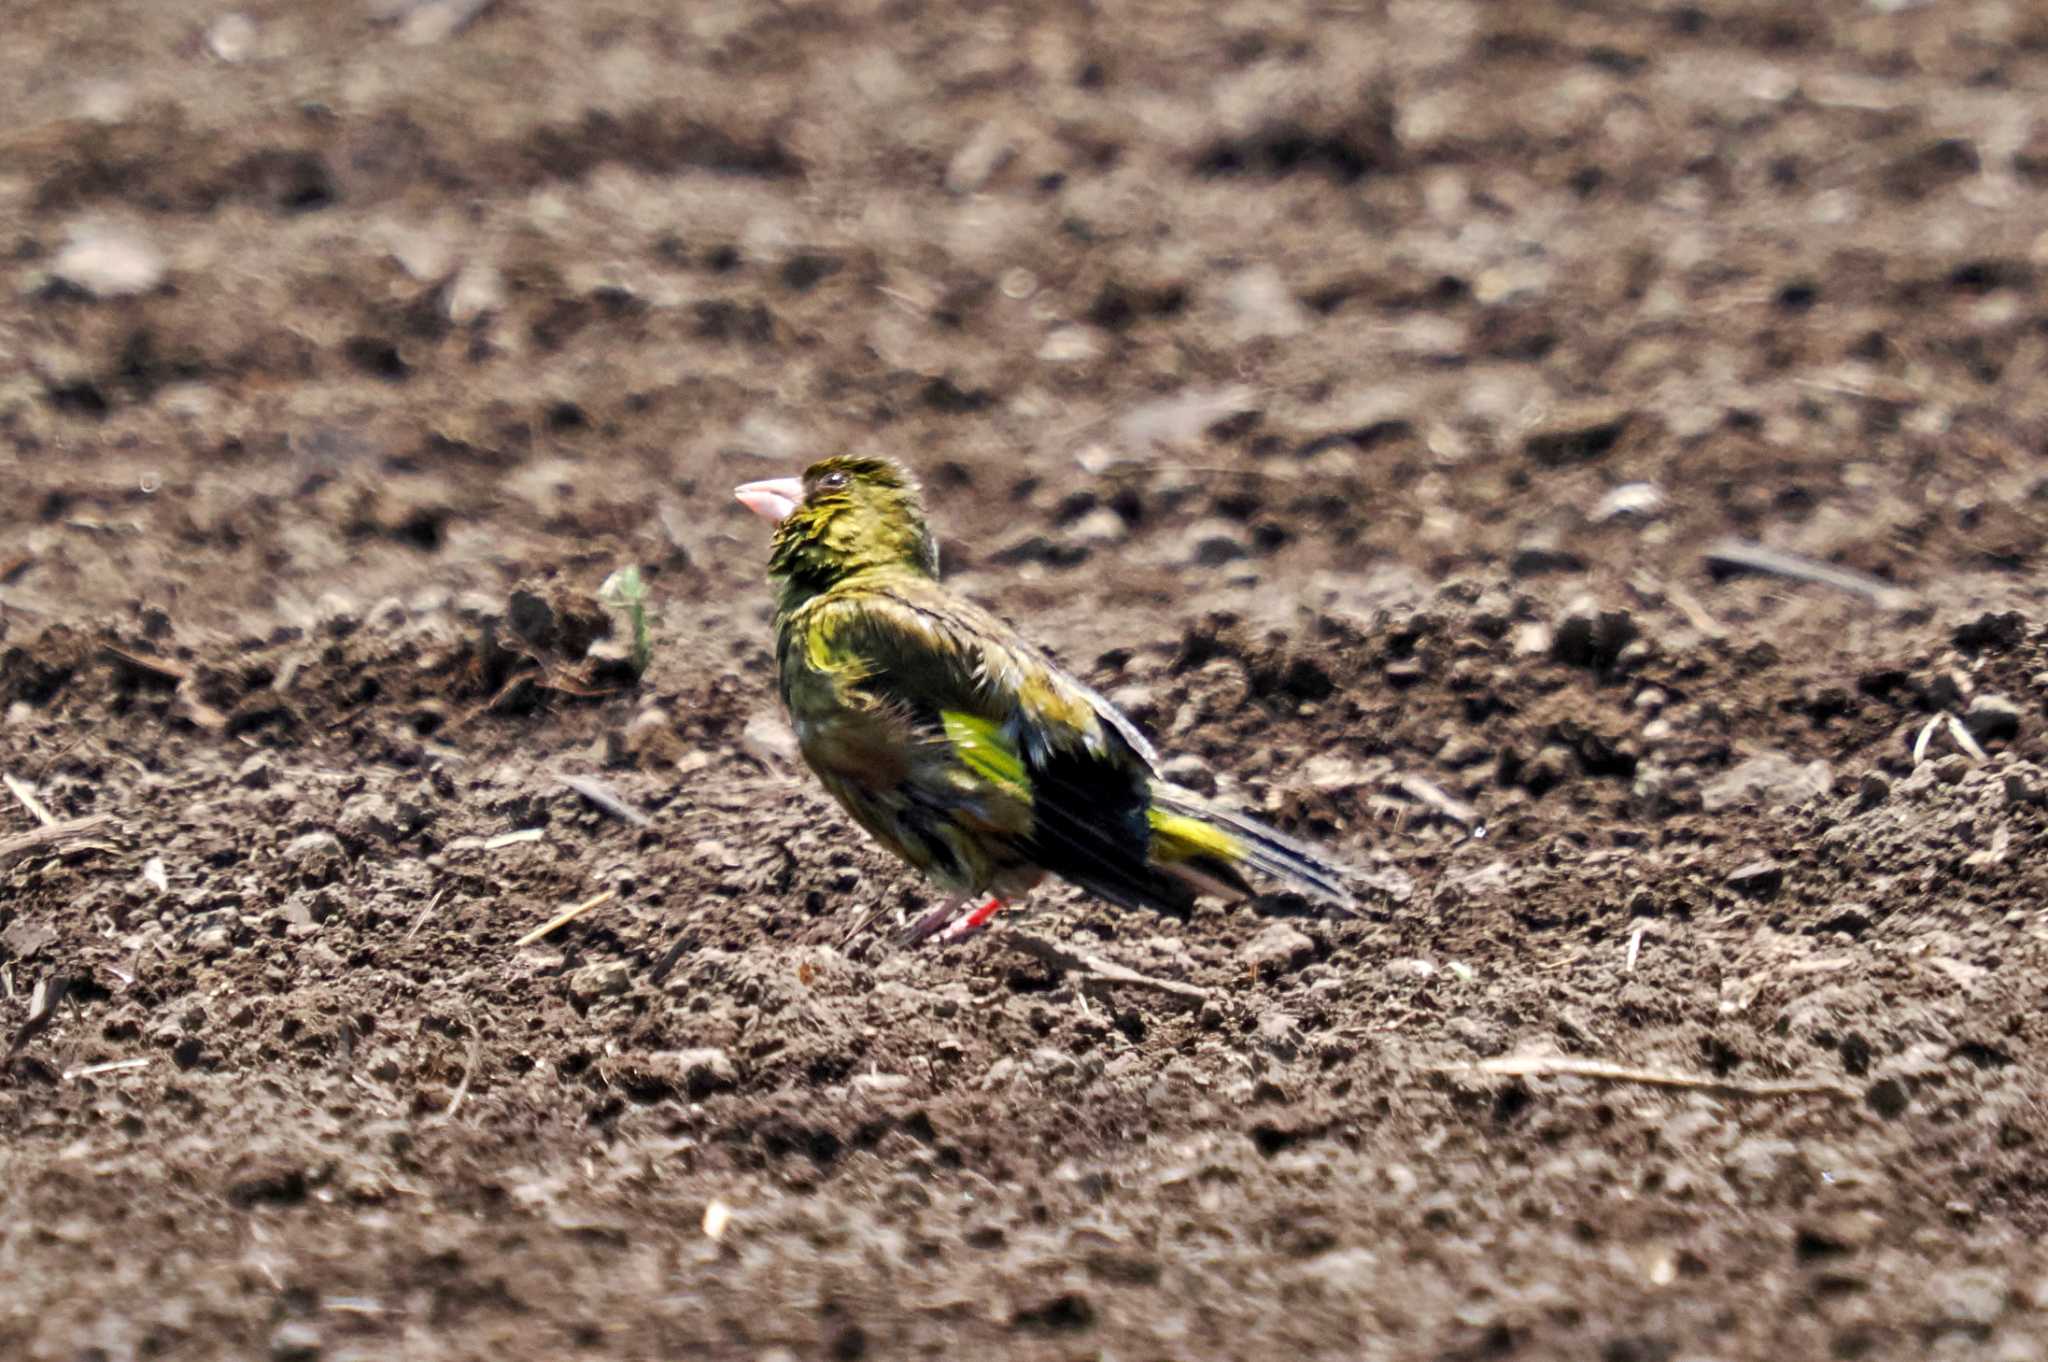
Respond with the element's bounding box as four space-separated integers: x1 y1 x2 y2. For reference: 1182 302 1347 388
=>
1591 481 1666 522
740 711 798 767
1520 745 1573 794
284 830 341 859
1255 1011 1302 1061
50 223 165 297
1725 1135 1798 1186
1927 1267 2010 1331
1512 621 1553 656
237 754 275 790
1549 596 1636 669
1029 1047 1077 1079
1220 263 1308 341
190 921 235 956
667 1047 738 1096
207 12 258 63
1159 752 1215 795
1038 326 1103 364
1182 519 1250 567
568 961 631 1003
1963 693 2023 743
337 792 400 845
1244 922 1315 975
1702 753 1832 813
852 1071 912 1095
1509 539 1585 578
583 638 639 685
1726 859 1784 897
447 261 506 324
269 1320 322 1362
943 119 1013 195
283 832 346 886
1437 734 1490 767
1065 506 1129 548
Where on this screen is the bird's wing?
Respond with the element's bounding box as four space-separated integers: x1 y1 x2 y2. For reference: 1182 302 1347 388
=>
792 584 1132 757
794 584 1191 913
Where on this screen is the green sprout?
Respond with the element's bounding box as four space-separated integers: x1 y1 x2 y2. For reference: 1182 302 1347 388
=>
598 565 653 678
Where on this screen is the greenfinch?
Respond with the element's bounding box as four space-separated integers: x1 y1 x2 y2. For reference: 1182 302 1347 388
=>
735 456 1355 941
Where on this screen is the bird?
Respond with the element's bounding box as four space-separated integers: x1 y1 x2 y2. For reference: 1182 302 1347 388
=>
733 455 1357 942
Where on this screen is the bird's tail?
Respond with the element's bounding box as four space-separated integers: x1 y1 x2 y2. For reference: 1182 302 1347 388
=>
1146 785 1358 915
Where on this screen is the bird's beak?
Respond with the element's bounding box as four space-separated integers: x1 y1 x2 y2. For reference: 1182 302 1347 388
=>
733 477 805 525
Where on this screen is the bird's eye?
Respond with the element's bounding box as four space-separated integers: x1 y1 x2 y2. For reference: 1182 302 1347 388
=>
817 471 850 492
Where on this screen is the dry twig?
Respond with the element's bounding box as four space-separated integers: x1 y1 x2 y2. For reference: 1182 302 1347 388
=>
64 1056 150 1081
2 773 56 826
1431 1053 1852 1099
5 975 69 1064
406 888 447 941
840 900 897 946
395 0 498 44
447 673 536 733
426 1030 485 1125
0 813 113 867
1005 932 1210 1005
1662 581 1726 640
1913 714 1942 764
100 644 187 683
559 775 651 827
1704 539 1914 610
1396 774 1479 828
1945 714 1988 763
514 888 617 948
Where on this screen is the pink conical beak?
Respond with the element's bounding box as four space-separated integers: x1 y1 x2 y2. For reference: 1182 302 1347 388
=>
734 476 805 525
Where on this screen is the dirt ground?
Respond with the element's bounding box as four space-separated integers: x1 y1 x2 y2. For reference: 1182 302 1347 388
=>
4 1 2048 1358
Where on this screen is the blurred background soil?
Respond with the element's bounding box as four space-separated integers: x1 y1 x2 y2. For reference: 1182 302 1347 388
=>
3 1 2048 1358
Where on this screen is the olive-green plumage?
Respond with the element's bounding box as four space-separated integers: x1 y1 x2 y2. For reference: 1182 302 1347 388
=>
755 455 1355 927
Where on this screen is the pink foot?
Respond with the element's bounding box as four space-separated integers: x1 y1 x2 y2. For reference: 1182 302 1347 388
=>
941 895 1005 941
902 895 1004 945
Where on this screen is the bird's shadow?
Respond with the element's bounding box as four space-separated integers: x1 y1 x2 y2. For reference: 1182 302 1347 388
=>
1248 892 1323 921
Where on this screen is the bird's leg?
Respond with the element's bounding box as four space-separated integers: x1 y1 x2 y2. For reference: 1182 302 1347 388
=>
901 894 971 944
901 894 1005 945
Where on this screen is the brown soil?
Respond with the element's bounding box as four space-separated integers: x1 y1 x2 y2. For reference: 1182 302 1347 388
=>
6 2 2048 1359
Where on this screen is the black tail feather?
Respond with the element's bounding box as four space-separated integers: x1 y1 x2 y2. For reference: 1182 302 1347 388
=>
1150 785 1358 913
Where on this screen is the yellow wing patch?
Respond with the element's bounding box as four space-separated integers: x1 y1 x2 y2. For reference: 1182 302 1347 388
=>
1147 808 1243 865
941 710 1028 795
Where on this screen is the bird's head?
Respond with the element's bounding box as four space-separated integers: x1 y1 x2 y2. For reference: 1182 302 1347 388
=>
735 456 940 595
